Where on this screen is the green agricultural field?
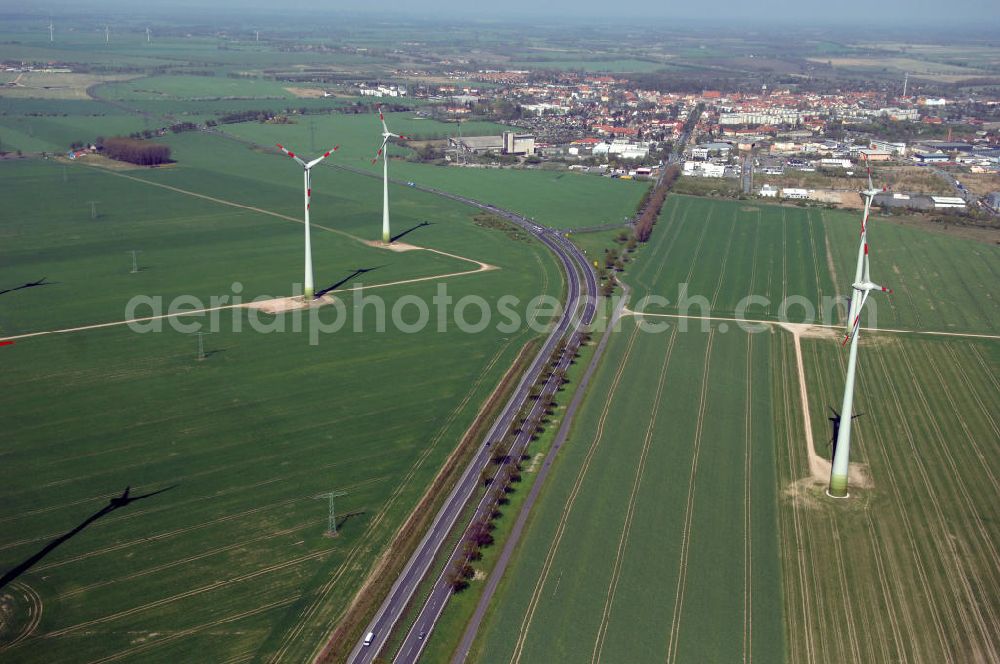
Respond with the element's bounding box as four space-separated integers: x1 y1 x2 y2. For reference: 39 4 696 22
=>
471 317 784 663
625 196 1000 334
97 74 295 102
0 130 565 661
0 111 150 153
776 331 1000 663
209 115 649 231
466 194 999 664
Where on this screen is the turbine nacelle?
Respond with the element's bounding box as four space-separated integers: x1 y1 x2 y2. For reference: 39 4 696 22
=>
852 280 892 295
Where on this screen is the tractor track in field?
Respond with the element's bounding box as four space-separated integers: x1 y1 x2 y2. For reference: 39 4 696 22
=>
682 207 711 287
709 210 737 308
641 200 690 297
929 350 1000 492
268 338 513 661
2 470 387 558
954 345 1000 438
851 399 945 664
742 333 753 664
86 595 301 664
873 345 999 661
780 209 788 308
2 404 406 502
591 326 679 664
0 582 43 652
777 340 815 664
864 510 905 662
630 197 686 301
509 324 642 664
0 443 394 532
858 349 958 664
829 515 862 662
968 345 1000 395
897 350 1000 615
42 550 331 639
807 213 826 323
29 479 380 579
746 212 760 308
664 329 715 664
821 214 844 323
58 522 312 600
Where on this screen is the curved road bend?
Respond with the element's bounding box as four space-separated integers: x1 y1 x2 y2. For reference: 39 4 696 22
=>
338 170 596 664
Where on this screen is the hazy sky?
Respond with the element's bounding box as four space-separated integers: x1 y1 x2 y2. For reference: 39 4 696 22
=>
21 0 1000 26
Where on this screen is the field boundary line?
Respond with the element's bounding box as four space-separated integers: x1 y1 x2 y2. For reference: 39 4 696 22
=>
664 329 715 664
509 324 642 664
0 264 493 344
620 311 1000 342
591 327 679 663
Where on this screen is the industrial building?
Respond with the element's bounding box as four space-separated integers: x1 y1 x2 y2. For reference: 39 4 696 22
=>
502 131 535 156
451 135 504 154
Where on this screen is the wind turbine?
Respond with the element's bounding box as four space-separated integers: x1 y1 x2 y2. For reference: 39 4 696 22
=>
48 18 54 42
146 27 151 43
105 25 110 44
276 143 339 302
828 158 892 498
372 105 407 244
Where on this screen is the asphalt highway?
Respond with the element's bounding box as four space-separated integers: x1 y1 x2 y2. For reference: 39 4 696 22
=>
339 166 597 664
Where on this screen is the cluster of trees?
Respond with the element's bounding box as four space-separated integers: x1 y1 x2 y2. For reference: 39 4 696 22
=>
102 137 171 166
215 109 280 124
451 339 578 593
635 165 680 242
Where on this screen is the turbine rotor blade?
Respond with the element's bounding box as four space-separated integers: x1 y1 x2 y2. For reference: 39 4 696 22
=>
276 143 306 166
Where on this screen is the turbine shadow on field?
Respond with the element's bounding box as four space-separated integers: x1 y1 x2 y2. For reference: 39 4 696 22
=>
0 277 54 296
0 484 177 591
316 267 383 296
389 221 432 243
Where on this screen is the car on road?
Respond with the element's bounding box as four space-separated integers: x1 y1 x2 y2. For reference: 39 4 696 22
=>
363 631 374 647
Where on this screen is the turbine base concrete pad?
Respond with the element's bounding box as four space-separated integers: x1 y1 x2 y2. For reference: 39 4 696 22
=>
245 294 337 314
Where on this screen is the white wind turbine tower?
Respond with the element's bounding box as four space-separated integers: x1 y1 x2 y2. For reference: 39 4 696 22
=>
828 158 892 498
48 18 54 42
146 27 151 43
105 25 110 44
276 142 339 301
372 105 407 244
